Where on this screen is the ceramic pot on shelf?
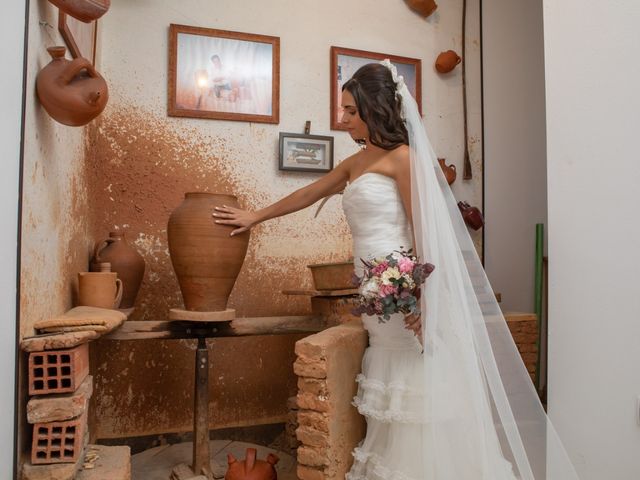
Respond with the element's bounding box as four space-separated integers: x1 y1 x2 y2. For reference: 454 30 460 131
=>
91 231 145 309
36 46 109 126
438 158 457 185
48 0 111 23
225 448 279 480
435 50 462 74
167 192 250 312
405 0 438 18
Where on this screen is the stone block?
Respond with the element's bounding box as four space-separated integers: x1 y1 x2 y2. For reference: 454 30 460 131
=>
297 445 328 468
297 464 326 480
297 411 329 433
29 343 89 396
298 377 328 396
293 356 327 379
27 375 93 424
77 445 131 480
296 425 329 448
21 331 98 353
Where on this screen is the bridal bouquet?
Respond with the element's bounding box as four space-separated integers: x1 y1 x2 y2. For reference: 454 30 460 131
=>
351 248 435 322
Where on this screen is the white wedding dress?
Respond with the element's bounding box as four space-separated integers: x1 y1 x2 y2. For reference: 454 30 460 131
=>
342 171 519 480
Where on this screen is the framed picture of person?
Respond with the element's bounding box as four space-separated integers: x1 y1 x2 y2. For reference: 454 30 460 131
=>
58 11 98 65
279 133 334 173
330 46 422 131
168 24 280 123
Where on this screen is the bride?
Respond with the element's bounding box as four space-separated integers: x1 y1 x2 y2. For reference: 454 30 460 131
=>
213 61 580 479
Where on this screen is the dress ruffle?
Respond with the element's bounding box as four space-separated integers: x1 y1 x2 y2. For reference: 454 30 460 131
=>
352 373 426 424
346 447 419 480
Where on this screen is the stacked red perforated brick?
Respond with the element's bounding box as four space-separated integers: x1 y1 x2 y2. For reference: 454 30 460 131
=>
26 343 90 467
28 343 89 395
31 412 87 464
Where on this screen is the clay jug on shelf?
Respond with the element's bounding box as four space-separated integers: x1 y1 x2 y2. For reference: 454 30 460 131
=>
48 0 111 23
225 448 279 480
438 158 457 185
435 50 462 74
405 0 438 18
36 46 109 127
458 201 484 230
167 192 250 312
91 231 145 309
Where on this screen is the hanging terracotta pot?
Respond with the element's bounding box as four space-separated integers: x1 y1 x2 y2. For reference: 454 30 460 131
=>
435 50 462 74
458 201 484 230
36 46 109 127
438 158 457 185
405 0 438 18
168 192 250 312
48 0 111 23
91 231 145 309
225 448 279 480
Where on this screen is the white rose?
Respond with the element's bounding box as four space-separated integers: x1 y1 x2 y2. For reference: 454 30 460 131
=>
380 267 401 285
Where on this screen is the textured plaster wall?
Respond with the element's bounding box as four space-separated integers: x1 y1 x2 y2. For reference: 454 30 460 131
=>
19 0 483 440
20 0 93 338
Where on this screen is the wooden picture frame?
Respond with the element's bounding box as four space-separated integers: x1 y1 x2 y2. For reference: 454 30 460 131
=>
58 11 97 65
279 133 334 173
330 46 422 130
168 24 280 123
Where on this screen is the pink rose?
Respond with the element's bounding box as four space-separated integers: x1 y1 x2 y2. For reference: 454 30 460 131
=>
379 284 398 298
371 261 389 276
398 257 415 274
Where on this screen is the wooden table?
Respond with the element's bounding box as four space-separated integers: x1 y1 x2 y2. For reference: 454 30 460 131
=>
102 315 324 479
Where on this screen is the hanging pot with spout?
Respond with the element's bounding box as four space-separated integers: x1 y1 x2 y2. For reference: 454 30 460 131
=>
48 0 111 23
36 46 109 126
438 158 457 185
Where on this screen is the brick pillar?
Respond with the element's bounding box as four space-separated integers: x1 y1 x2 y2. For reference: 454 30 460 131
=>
293 320 367 480
505 312 539 383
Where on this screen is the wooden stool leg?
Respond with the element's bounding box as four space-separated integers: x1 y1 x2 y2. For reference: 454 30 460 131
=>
193 336 211 476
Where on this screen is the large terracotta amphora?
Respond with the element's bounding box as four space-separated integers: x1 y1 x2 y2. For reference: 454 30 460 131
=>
48 0 111 23
36 46 109 126
225 448 279 480
167 192 250 312
91 231 145 309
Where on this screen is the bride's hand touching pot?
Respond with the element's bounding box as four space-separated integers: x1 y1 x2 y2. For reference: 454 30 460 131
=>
212 205 260 236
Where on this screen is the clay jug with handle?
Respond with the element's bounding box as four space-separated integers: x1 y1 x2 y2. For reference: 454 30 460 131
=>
168 192 250 312
435 50 462 74
438 158 457 185
48 0 111 23
405 0 438 17
91 231 145 309
77 272 122 309
225 448 279 480
36 46 109 126
458 201 484 230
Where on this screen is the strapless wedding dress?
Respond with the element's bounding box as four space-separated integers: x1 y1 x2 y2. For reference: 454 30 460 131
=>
342 172 518 480
343 172 426 479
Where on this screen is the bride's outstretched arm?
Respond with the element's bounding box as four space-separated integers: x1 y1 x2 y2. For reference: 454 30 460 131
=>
212 155 355 236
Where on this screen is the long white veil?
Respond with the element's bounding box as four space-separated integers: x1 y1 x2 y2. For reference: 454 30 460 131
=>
379 59 580 479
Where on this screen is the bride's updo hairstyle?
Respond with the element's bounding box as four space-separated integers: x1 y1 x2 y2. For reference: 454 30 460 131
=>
342 63 409 150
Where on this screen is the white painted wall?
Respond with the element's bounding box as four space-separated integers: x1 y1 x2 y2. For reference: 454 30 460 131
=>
0 0 26 477
544 0 640 478
483 0 547 313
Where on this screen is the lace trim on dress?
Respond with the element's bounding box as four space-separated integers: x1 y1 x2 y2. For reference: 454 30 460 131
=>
346 447 419 480
352 374 426 424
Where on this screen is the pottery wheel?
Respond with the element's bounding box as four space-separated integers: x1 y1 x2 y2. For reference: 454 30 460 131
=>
169 308 236 322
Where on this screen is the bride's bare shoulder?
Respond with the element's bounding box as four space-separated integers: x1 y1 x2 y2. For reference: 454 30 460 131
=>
390 144 411 177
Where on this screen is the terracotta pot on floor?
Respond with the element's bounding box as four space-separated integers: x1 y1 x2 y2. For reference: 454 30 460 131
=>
168 192 250 312
226 448 279 480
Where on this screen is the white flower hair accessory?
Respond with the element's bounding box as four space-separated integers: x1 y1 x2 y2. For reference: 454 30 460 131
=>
379 58 406 93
